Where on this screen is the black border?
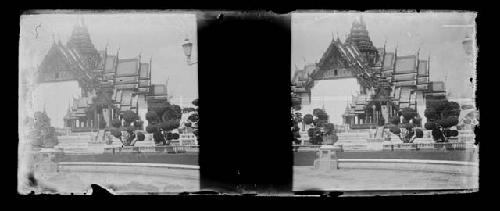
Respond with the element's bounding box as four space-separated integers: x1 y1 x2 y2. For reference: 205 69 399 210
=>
9 6 493 204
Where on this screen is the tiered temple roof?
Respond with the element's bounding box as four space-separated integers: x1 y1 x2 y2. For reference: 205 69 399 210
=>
37 19 170 129
292 17 447 124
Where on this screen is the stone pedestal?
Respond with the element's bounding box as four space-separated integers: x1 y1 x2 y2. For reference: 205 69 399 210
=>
423 130 432 138
313 145 339 171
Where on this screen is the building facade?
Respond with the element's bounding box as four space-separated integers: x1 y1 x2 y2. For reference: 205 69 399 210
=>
37 20 169 132
292 17 447 129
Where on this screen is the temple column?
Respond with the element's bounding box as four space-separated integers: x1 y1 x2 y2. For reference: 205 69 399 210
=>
372 105 376 124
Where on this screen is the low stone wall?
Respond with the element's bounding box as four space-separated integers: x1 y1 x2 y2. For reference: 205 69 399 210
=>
293 150 478 166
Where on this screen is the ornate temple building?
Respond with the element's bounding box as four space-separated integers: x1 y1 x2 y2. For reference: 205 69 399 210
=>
37 19 169 132
292 17 447 129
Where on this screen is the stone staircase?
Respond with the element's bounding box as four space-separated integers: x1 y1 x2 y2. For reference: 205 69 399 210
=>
54 132 97 153
334 129 371 151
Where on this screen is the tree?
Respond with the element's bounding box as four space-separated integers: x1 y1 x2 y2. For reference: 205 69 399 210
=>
90 88 115 129
34 111 50 129
30 112 58 148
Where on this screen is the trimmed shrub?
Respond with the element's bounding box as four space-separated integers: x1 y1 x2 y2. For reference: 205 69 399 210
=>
161 105 182 122
137 132 145 141
123 110 139 125
111 128 122 138
188 113 199 122
111 119 122 128
401 123 414 130
145 125 156 134
159 120 180 131
401 107 418 122
134 120 144 128
145 111 159 121
182 107 196 113
303 114 314 125
415 128 423 138
389 126 401 135
413 117 422 126
313 109 328 120
389 116 400 125
437 116 459 129
432 128 446 142
425 122 438 130
166 132 173 140
34 111 51 129
323 123 335 135
444 129 459 137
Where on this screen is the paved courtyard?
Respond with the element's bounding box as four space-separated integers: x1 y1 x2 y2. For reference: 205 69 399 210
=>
293 162 478 191
29 165 199 194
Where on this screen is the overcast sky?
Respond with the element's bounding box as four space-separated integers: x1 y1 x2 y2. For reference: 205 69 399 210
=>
292 12 477 99
20 12 198 104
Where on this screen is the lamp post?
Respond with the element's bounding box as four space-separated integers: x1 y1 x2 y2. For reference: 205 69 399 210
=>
182 38 198 65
